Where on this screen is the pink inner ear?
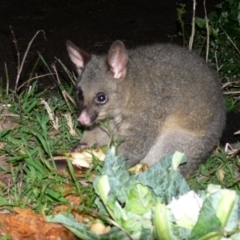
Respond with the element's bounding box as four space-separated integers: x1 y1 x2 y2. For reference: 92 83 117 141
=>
68 46 84 69
66 40 88 69
108 41 129 79
111 62 124 79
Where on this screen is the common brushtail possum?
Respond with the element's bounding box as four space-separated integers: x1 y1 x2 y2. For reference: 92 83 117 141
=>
66 40 225 177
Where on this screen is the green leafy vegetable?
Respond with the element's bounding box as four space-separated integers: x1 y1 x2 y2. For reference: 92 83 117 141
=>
48 148 240 239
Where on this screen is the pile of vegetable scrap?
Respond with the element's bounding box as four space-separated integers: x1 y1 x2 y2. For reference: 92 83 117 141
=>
0 208 74 240
49 148 240 240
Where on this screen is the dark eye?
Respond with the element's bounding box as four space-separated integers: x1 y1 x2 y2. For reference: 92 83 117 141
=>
95 92 108 104
77 90 84 102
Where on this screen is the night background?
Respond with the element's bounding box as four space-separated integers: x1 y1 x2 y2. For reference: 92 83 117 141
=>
0 0 221 88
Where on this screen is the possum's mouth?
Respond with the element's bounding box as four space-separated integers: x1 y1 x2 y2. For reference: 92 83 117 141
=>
78 110 98 126
95 111 111 122
89 112 98 124
79 109 112 127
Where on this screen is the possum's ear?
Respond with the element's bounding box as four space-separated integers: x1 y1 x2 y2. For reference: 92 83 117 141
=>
66 40 91 70
108 40 129 79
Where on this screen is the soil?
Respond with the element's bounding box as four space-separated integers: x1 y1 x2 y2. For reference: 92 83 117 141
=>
0 0 240 144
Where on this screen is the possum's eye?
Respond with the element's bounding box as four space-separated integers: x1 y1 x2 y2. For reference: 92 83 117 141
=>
77 90 84 102
95 92 108 104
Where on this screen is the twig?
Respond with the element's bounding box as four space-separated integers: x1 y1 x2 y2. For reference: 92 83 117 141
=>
203 0 210 62
10 26 20 71
17 73 55 92
189 0 196 50
4 62 9 96
55 58 77 85
13 30 46 94
214 50 223 73
51 63 76 109
28 56 40 83
51 63 61 85
222 27 240 55
223 91 240 95
222 80 240 89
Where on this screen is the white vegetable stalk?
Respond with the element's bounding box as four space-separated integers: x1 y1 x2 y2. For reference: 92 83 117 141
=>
213 189 237 228
171 151 185 170
154 202 174 240
97 175 115 219
207 184 238 229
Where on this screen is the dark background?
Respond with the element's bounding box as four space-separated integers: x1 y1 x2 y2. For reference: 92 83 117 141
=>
0 0 221 87
0 0 238 144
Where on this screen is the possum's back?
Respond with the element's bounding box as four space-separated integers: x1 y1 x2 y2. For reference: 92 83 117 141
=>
126 44 225 132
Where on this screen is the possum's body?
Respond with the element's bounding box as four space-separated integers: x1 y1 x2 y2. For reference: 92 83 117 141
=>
66 40 225 177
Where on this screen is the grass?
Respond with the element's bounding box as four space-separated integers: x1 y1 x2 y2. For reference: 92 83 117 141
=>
175 0 240 191
0 30 102 220
0 0 240 238
188 148 240 190
0 82 97 211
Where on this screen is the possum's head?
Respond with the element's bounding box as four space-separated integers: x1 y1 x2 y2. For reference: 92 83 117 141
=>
66 40 129 126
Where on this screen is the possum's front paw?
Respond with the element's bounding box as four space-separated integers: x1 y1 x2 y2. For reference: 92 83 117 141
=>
72 142 89 152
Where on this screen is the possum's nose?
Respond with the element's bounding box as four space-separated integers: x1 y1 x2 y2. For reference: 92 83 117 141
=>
78 109 91 125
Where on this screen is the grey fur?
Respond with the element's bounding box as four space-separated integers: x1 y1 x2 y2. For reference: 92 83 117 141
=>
67 40 226 177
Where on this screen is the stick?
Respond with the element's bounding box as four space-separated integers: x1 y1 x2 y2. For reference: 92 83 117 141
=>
189 0 196 50
13 30 46 94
